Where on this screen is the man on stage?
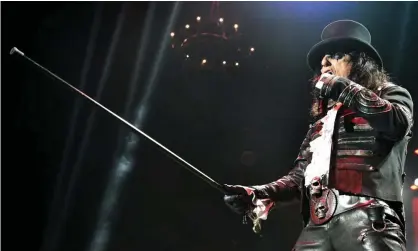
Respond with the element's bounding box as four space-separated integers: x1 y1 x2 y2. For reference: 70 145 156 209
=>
223 20 414 250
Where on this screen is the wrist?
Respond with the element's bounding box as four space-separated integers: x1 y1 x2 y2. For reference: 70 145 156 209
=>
336 80 364 106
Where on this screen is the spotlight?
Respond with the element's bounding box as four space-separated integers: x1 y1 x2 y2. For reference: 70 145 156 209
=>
170 32 175 37
414 148 418 155
185 24 190 29
222 61 226 65
411 178 418 190
186 54 190 58
234 24 239 29
250 47 255 52
235 62 239 67
202 59 207 65
219 18 224 23
196 16 201 21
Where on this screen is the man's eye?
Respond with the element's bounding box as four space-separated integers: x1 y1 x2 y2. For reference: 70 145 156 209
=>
332 53 345 60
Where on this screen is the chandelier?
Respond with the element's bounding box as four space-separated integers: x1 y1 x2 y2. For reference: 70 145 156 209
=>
170 2 255 71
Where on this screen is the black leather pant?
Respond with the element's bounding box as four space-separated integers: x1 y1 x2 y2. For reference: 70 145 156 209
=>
292 207 406 251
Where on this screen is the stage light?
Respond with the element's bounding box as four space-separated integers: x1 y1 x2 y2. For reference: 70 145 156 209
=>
222 61 226 65
196 16 201 21
415 178 418 186
235 62 239 67
186 54 190 58
411 184 418 191
234 24 239 29
202 59 207 65
219 18 224 23
170 32 175 37
185 24 190 29
414 148 418 155
250 47 255 52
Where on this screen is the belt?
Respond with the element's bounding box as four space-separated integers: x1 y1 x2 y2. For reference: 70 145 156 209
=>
308 188 403 229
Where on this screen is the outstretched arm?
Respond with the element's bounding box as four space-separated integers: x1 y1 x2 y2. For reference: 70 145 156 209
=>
223 127 313 218
251 126 314 203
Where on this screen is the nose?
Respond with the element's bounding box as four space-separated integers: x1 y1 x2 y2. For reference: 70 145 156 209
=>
321 55 331 68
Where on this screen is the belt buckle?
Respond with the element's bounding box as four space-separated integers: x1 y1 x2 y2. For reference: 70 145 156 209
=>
309 187 338 225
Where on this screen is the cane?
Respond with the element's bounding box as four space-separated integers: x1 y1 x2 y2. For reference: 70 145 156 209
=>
10 47 262 233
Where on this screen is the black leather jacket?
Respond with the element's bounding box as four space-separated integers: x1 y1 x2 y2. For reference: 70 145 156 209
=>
253 80 414 225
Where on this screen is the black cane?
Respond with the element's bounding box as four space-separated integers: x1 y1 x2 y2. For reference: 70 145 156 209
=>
10 47 226 194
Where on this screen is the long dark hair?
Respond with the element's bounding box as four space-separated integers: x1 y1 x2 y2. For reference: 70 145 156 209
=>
310 52 390 119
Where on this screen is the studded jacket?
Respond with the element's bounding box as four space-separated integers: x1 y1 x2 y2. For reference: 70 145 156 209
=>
253 78 414 224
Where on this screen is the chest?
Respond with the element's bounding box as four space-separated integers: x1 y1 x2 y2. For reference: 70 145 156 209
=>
310 108 376 143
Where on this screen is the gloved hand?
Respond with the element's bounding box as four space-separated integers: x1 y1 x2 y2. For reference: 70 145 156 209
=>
223 184 254 215
315 73 350 101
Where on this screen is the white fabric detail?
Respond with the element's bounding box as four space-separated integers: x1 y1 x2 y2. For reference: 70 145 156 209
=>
232 185 274 221
251 197 274 220
304 103 342 187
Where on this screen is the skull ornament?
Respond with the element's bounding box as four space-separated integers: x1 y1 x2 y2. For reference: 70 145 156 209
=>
310 177 323 197
315 201 328 219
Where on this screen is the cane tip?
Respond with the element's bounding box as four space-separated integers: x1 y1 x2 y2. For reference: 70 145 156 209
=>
10 47 24 56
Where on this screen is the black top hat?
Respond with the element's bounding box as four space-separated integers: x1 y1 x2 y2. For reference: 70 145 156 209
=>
307 20 382 71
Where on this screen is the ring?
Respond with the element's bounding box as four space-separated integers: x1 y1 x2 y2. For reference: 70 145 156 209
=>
371 221 387 232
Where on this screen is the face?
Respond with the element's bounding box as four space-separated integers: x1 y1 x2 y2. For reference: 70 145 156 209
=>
320 53 352 78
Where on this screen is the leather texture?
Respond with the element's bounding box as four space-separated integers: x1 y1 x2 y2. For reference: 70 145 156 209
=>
251 82 413 227
292 206 406 251
223 82 413 250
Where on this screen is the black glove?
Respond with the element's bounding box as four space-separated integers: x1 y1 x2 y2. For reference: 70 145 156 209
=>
315 73 349 101
223 184 254 215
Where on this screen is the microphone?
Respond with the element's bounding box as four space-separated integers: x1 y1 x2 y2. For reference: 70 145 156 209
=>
315 72 333 90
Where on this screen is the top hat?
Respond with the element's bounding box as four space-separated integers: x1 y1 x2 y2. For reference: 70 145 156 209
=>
307 20 382 71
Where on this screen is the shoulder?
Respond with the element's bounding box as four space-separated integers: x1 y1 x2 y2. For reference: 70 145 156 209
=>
378 82 410 93
377 82 413 101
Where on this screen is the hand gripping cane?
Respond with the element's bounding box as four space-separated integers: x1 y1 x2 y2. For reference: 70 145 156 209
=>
10 47 263 234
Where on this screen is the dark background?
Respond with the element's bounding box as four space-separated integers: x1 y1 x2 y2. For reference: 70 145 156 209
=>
2 2 418 251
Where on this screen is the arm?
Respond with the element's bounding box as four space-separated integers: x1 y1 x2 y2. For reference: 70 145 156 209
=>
251 126 313 203
317 75 414 140
223 128 313 217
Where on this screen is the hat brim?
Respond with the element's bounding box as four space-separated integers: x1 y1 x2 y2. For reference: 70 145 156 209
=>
307 37 383 72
